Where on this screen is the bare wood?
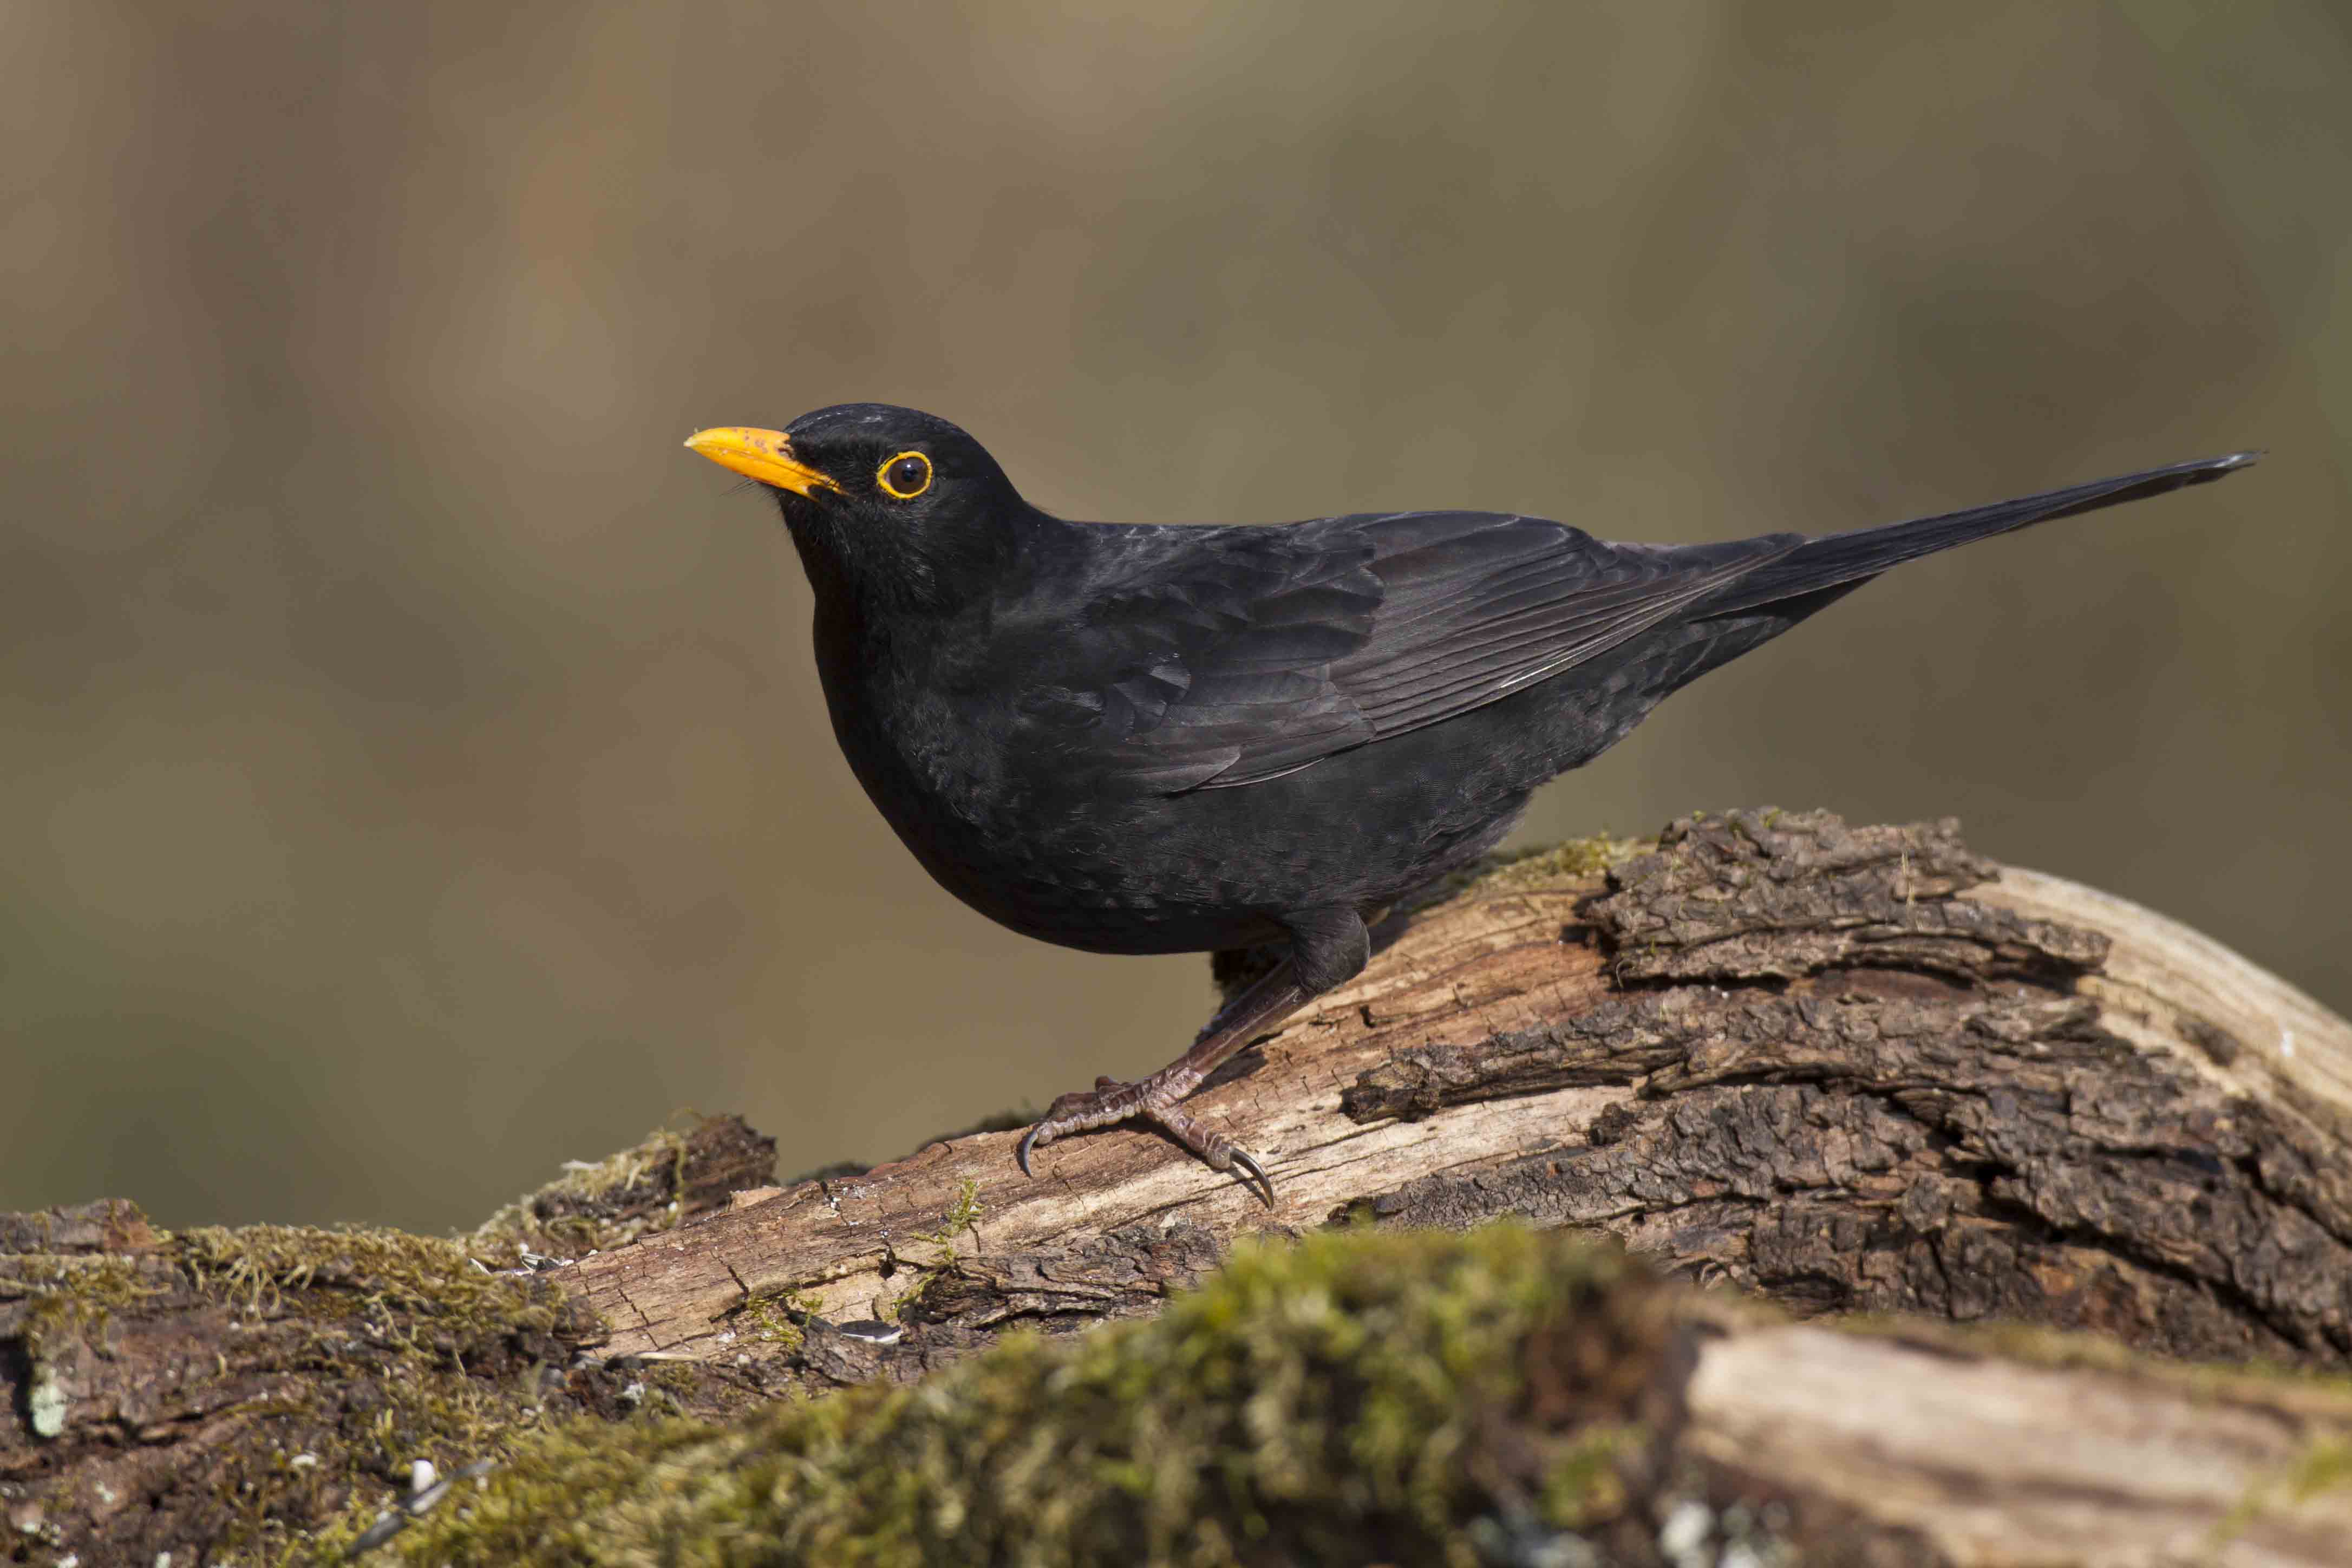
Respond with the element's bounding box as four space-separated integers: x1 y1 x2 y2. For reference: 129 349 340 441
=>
1676 1310 2352 1565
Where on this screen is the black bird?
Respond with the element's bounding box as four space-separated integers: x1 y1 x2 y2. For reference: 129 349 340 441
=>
687 406 2254 1200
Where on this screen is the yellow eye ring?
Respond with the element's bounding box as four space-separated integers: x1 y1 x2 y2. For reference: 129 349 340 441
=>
877 450 932 500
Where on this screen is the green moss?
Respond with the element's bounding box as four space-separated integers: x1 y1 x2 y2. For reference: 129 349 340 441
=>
11 1222 588 1560
375 1225 1655 1567
744 1288 825 1351
3 1254 168 1443
644 1363 703 1394
148 1226 586 1565
177 1225 555 1327
1398 833 1649 919
927 1178 984 1249
10 1252 159 1344
471 1125 694 1259
876 1179 989 1323
1539 1422 1639 1530
1480 834 1648 886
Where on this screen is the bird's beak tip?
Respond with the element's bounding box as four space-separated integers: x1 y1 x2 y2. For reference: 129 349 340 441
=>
684 425 841 498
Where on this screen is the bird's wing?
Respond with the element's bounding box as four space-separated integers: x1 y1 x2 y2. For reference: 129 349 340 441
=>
1315 512 1799 768
1009 513 1797 793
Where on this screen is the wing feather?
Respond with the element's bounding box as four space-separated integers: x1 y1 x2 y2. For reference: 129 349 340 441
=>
1011 511 1793 794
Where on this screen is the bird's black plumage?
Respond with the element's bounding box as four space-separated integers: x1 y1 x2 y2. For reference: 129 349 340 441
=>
687 404 2255 1197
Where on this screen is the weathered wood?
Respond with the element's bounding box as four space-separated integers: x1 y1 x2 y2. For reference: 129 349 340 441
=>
4 809 2349 1563
1674 1310 2352 1566
570 809 2352 1376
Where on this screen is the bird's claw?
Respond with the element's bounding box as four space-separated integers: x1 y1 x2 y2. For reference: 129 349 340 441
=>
1223 1145 1275 1207
1013 1082 1273 1205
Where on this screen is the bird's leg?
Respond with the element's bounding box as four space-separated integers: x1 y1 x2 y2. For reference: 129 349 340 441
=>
1015 958 1310 1205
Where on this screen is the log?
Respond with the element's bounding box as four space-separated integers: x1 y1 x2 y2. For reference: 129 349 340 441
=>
574 808 2352 1375
3 809 2348 1564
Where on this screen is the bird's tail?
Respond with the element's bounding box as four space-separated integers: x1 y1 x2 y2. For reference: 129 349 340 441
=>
1697 451 2259 618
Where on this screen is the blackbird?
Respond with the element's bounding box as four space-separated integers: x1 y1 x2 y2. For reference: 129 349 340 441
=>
688 406 2253 1200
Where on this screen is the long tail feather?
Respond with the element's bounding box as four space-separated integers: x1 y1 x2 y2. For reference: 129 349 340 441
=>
1700 451 2259 616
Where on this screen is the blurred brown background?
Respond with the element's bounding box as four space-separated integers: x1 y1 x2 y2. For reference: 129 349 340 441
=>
4 3 2346 1232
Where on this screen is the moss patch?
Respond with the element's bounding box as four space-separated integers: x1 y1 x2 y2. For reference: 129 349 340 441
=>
371 1225 1671 1566
468 1114 778 1264
12 1251 160 1346
154 1226 589 1564
471 1126 690 1260
178 1225 552 1324
1399 832 1649 919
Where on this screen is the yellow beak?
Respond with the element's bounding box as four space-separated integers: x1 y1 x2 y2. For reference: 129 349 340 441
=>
683 427 842 497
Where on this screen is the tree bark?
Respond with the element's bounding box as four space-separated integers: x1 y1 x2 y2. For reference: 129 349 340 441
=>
4 809 2349 1564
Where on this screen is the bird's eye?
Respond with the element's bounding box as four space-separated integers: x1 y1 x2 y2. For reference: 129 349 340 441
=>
877 451 932 500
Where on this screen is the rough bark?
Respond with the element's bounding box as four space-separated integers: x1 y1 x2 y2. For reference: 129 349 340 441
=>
3 809 2348 1564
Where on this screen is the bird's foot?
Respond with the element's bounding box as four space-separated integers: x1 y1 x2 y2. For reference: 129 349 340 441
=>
1016 1074 1273 1206
1014 954 1314 1207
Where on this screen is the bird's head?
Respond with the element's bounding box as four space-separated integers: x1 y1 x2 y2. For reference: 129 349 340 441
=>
685 403 1027 610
